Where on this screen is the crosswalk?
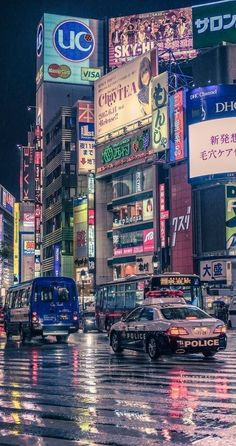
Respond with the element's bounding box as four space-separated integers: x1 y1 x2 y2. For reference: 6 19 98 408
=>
0 328 235 446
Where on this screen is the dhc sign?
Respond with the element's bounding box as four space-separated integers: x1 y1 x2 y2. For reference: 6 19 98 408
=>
53 19 95 62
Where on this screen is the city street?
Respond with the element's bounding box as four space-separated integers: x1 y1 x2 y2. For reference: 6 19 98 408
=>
0 327 235 446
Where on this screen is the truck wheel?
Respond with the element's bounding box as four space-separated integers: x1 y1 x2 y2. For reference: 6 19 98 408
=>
110 331 123 353
147 336 161 360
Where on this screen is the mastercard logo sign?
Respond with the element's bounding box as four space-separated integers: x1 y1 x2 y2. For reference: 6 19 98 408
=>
48 63 71 79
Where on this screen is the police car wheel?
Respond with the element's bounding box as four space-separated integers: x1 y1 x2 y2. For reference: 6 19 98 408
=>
111 331 123 353
147 336 160 360
203 350 216 358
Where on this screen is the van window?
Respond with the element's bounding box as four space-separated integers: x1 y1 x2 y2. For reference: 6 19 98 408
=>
40 288 53 302
58 287 69 302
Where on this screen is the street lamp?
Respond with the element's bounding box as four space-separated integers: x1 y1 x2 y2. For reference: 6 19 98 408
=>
80 269 86 311
152 252 160 275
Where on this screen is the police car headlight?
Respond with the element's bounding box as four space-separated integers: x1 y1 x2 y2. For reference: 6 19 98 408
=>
166 326 189 336
213 325 227 334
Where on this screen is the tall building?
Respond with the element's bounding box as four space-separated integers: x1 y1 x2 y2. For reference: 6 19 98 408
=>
42 106 77 276
0 185 15 301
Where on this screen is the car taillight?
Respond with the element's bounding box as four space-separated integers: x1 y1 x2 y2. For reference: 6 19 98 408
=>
73 311 78 321
167 326 189 336
32 312 39 323
214 325 227 334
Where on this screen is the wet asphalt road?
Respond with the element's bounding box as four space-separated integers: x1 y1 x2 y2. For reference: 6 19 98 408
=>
0 327 235 446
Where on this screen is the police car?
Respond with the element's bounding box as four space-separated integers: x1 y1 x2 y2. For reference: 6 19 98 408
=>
109 291 227 360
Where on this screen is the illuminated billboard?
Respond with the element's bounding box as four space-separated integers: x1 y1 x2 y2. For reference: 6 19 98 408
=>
95 49 158 140
169 89 187 162
73 198 88 259
20 234 35 282
192 0 236 49
36 13 104 87
13 203 20 283
152 72 169 152
0 186 14 215
187 84 236 183
109 7 196 68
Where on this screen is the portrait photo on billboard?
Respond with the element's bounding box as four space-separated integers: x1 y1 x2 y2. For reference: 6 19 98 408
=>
95 49 158 140
109 7 197 68
225 184 236 250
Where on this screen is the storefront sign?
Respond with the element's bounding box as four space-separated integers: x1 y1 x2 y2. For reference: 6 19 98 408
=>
98 128 151 173
169 89 187 162
113 228 154 256
13 203 20 283
192 1 236 49
136 255 153 275
34 136 42 275
200 259 227 282
152 72 169 152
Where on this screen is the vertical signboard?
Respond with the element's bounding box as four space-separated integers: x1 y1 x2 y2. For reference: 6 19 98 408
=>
159 183 169 248
73 198 88 260
77 101 95 173
225 184 236 251
192 1 236 49
34 125 43 277
170 163 193 273
13 203 20 284
169 89 187 162
20 234 35 282
88 173 95 274
1 187 14 215
152 72 169 152
36 13 104 86
54 244 61 277
21 146 35 201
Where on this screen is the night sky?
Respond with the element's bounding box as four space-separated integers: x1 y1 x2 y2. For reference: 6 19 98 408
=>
0 0 219 200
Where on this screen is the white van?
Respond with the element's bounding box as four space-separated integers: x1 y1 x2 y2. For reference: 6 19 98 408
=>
228 297 236 329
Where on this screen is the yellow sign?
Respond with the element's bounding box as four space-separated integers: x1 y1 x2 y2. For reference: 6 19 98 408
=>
13 203 20 281
81 67 102 81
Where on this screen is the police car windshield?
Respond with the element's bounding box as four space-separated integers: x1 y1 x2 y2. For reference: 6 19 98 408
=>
161 307 209 320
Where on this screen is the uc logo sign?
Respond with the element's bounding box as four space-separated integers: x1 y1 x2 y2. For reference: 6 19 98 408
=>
37 23 43 57
53 19 95 62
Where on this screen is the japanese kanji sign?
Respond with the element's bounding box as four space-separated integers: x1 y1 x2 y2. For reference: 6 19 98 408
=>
200 260 227 282
169 89 187 162
187 84 236 182
225 184 236 251
152 71 169 152
193 1 236 49
76 101 95 174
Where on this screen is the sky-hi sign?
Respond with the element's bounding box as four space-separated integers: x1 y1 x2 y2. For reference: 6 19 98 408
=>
193 0 236 49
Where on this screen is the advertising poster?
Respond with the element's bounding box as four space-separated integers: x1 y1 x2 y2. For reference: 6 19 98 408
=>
73 198 88 259
143 198 154 221
169 89 187 162
225 184 236 251
77 101 95 174
1 187 14 215
109 7 197 68
36 13 104 85
152 71 169 152
170 163 193 273
192 0 236 49
21 235 35 282
187 84 236 182
95 49 158 140
21 146 35 202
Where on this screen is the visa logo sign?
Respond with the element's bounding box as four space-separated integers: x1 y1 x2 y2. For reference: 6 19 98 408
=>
53 20 95 62
81 67 102 81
